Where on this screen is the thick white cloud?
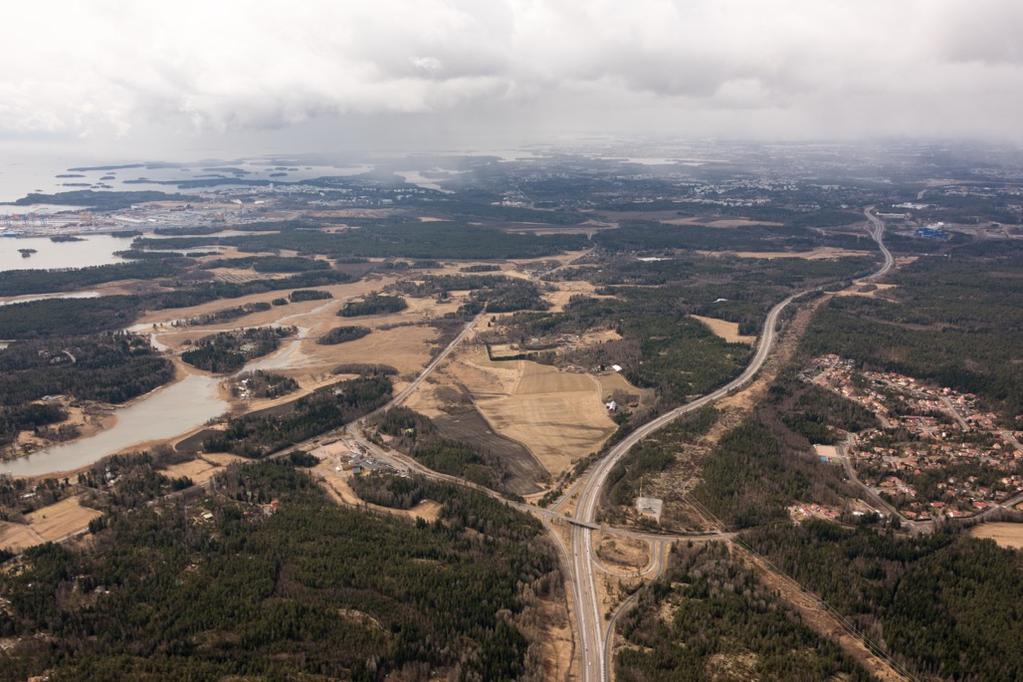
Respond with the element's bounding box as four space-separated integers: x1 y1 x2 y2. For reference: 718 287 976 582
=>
1 0 1022 149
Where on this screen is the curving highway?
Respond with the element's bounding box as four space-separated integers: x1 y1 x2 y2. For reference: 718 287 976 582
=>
570 210 893 682
569 293 794 682
864 207 894 279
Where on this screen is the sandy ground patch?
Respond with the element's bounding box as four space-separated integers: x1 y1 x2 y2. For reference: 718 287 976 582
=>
813 444 840 458
701 248 873 260
535 595 575 682
661 217 783 228
188 246 284 262
583 328 622 345
297 324 438 378
403 499 442 522
209 268 291 284
312 460 442 522
15 496 102 547
160 458 219 482
836 283 899 299
969 522 1023 550
691 314 756 345
160 454 247 486
545 280 617 312
596 535 650 570
307 208 398 219
203 453 248 466
138 278 393 329
411 347 616 477
142 283 446 413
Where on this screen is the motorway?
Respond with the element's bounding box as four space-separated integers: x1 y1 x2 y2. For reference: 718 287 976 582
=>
864 206 895 279
13 212 924 680
82 211 904 681
570 208 896 682
569 292 794 682
121 212 898 682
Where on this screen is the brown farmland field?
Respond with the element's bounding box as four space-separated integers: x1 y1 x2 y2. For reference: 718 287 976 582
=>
691 314 756 345
969 522 1023 550
409 347 617 477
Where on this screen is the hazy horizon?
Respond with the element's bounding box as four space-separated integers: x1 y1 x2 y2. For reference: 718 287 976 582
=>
3 0 1023 157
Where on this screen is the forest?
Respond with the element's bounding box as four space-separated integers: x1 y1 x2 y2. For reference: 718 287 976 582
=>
204 376 392 457
391 274 548 315
0 258 190 296
114 248 191 260
204 255 330 272
459 279 549 315
12 189 193 210
767 370 880 445
332 362 398 376
691 416 852 529
0 462 561 681
801 252 1023 419
604 407 717 511
181 326 295 374
374 407 518 495
742 521 1023 680
0 270 353 338
340 293 407 317
0 333 173 446
592 220 874 254
318 325 371 345
617 541 869 681
180 301 272 326
133 220 588 259
79 452 194 513
0 332 171 407
288 288 333 302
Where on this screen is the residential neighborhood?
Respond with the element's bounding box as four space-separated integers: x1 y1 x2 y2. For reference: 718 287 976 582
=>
803 354 1023 519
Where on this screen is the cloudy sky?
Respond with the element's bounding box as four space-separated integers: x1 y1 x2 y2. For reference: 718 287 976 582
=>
2 0 1022 155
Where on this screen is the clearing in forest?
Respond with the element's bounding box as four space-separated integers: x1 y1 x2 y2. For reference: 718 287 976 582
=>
969 522 1023 550
709 247 872 260
1 495 102 553
691 314 756 345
